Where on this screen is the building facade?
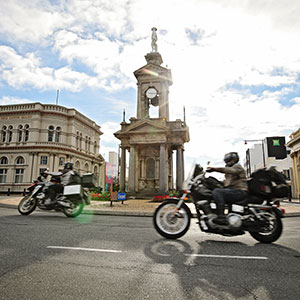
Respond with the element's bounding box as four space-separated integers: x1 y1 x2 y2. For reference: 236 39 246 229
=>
0 102 105 193
287 129 300 199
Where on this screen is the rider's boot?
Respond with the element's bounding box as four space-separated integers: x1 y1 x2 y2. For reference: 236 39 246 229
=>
213 204 228 225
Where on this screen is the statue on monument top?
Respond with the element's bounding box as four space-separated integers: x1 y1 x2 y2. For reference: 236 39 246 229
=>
151 27 158 52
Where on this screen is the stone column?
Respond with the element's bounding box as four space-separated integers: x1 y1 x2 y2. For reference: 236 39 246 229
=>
128 145 136 192
176 147 183 190
120 147 126 192
159 144 166 193
49 154 54 172
31 152 39 180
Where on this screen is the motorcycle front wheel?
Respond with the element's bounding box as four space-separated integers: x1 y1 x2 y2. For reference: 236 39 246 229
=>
18 194 37 215
62 202 84 218
249 210 283 243
153 199 191 239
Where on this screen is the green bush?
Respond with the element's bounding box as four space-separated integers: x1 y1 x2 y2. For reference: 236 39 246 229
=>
91 191 111 201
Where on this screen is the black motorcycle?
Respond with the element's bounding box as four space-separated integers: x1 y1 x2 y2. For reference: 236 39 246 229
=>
153 164 288 243
18 172 95 218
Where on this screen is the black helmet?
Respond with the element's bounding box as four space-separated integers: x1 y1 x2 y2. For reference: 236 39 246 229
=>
224 152 239 166
64 162 73 170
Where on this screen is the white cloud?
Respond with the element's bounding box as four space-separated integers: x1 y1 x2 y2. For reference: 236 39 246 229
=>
1 0 300 170
0 96 32 105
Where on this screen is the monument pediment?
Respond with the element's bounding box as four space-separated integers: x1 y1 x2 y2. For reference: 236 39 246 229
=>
126 119 169 134
134 63 172 83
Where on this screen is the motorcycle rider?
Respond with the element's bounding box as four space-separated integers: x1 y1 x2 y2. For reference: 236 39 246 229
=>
44 162 75 205
207 152 248 225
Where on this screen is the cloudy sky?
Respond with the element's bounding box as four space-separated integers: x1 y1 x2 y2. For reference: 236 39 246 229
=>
1 0 300 171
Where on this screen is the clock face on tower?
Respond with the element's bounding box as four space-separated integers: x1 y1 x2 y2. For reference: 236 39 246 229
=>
146 87 158 99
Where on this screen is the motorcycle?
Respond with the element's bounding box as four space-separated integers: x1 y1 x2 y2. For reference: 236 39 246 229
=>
18 172 95 218
153 164 289 243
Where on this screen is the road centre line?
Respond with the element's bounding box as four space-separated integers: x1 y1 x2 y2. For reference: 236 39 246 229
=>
185 254 268 260
47 246 122 253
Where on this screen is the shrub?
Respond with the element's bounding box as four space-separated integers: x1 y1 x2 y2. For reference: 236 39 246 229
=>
91 191 111 201
153 195 169 202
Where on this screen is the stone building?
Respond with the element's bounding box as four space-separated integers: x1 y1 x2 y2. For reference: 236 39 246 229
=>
0 102 104 193
114 31 190 196
287 129 300 199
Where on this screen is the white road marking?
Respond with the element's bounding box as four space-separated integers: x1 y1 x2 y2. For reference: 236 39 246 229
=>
185 254 268 260
47 246 122 253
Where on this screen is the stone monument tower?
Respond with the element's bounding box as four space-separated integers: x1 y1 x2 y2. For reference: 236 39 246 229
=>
114 28 189 196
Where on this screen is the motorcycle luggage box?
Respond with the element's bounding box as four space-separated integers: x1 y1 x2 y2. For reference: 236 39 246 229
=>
81 173 96 188
63 184 83 197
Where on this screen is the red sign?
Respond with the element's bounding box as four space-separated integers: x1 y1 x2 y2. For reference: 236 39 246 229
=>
105 163 114 184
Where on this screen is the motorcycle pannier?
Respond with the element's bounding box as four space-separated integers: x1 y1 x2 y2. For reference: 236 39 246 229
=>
81 173 96 188
247 178 272 199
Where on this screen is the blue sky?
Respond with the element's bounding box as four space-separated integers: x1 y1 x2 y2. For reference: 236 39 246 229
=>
1 0 300 170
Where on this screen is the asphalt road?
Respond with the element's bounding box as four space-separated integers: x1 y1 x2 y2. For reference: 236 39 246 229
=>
0 207 299 300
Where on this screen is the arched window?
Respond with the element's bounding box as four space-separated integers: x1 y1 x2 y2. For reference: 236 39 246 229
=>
48 125 54 142
8 126 13 142
16 156 25 165
146 158 155 178
1 126 7 143
85 136 88 151
75 160 80 172
93 165 99 182
88 137 91 152
55 127 61 142
0 156 8 164
24 124 29 142
85 163 89 173
17 125 23 142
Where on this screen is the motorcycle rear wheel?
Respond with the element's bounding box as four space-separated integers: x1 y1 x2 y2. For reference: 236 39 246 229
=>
249 210 283 243
18 194 37 215
153 199 191 239
62 202 84 218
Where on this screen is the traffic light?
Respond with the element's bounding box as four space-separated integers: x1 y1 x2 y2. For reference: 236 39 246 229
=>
266 137 287 159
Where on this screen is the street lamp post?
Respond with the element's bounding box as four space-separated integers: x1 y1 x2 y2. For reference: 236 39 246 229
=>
244 139 266 172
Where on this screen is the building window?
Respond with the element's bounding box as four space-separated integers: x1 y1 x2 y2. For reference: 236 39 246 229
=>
24 124 29 142
18 125 23 142
48 125 54 142
85 163 89 173
94 141 97 153
75 161 80 172
15 169 24 183
8 125 13 142
1 126 7 142
85 136 88 151
40 156 48 165
88 137 91 152
0 169 8 183
59 157 65 166
39 168 48 175
55 127 61 142
0 156 8 165
16 156 25 165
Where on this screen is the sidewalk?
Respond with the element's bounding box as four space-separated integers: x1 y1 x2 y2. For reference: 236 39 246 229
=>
0 195 300 217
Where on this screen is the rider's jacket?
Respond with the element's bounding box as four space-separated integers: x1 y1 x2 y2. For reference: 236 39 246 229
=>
217 163 248 191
